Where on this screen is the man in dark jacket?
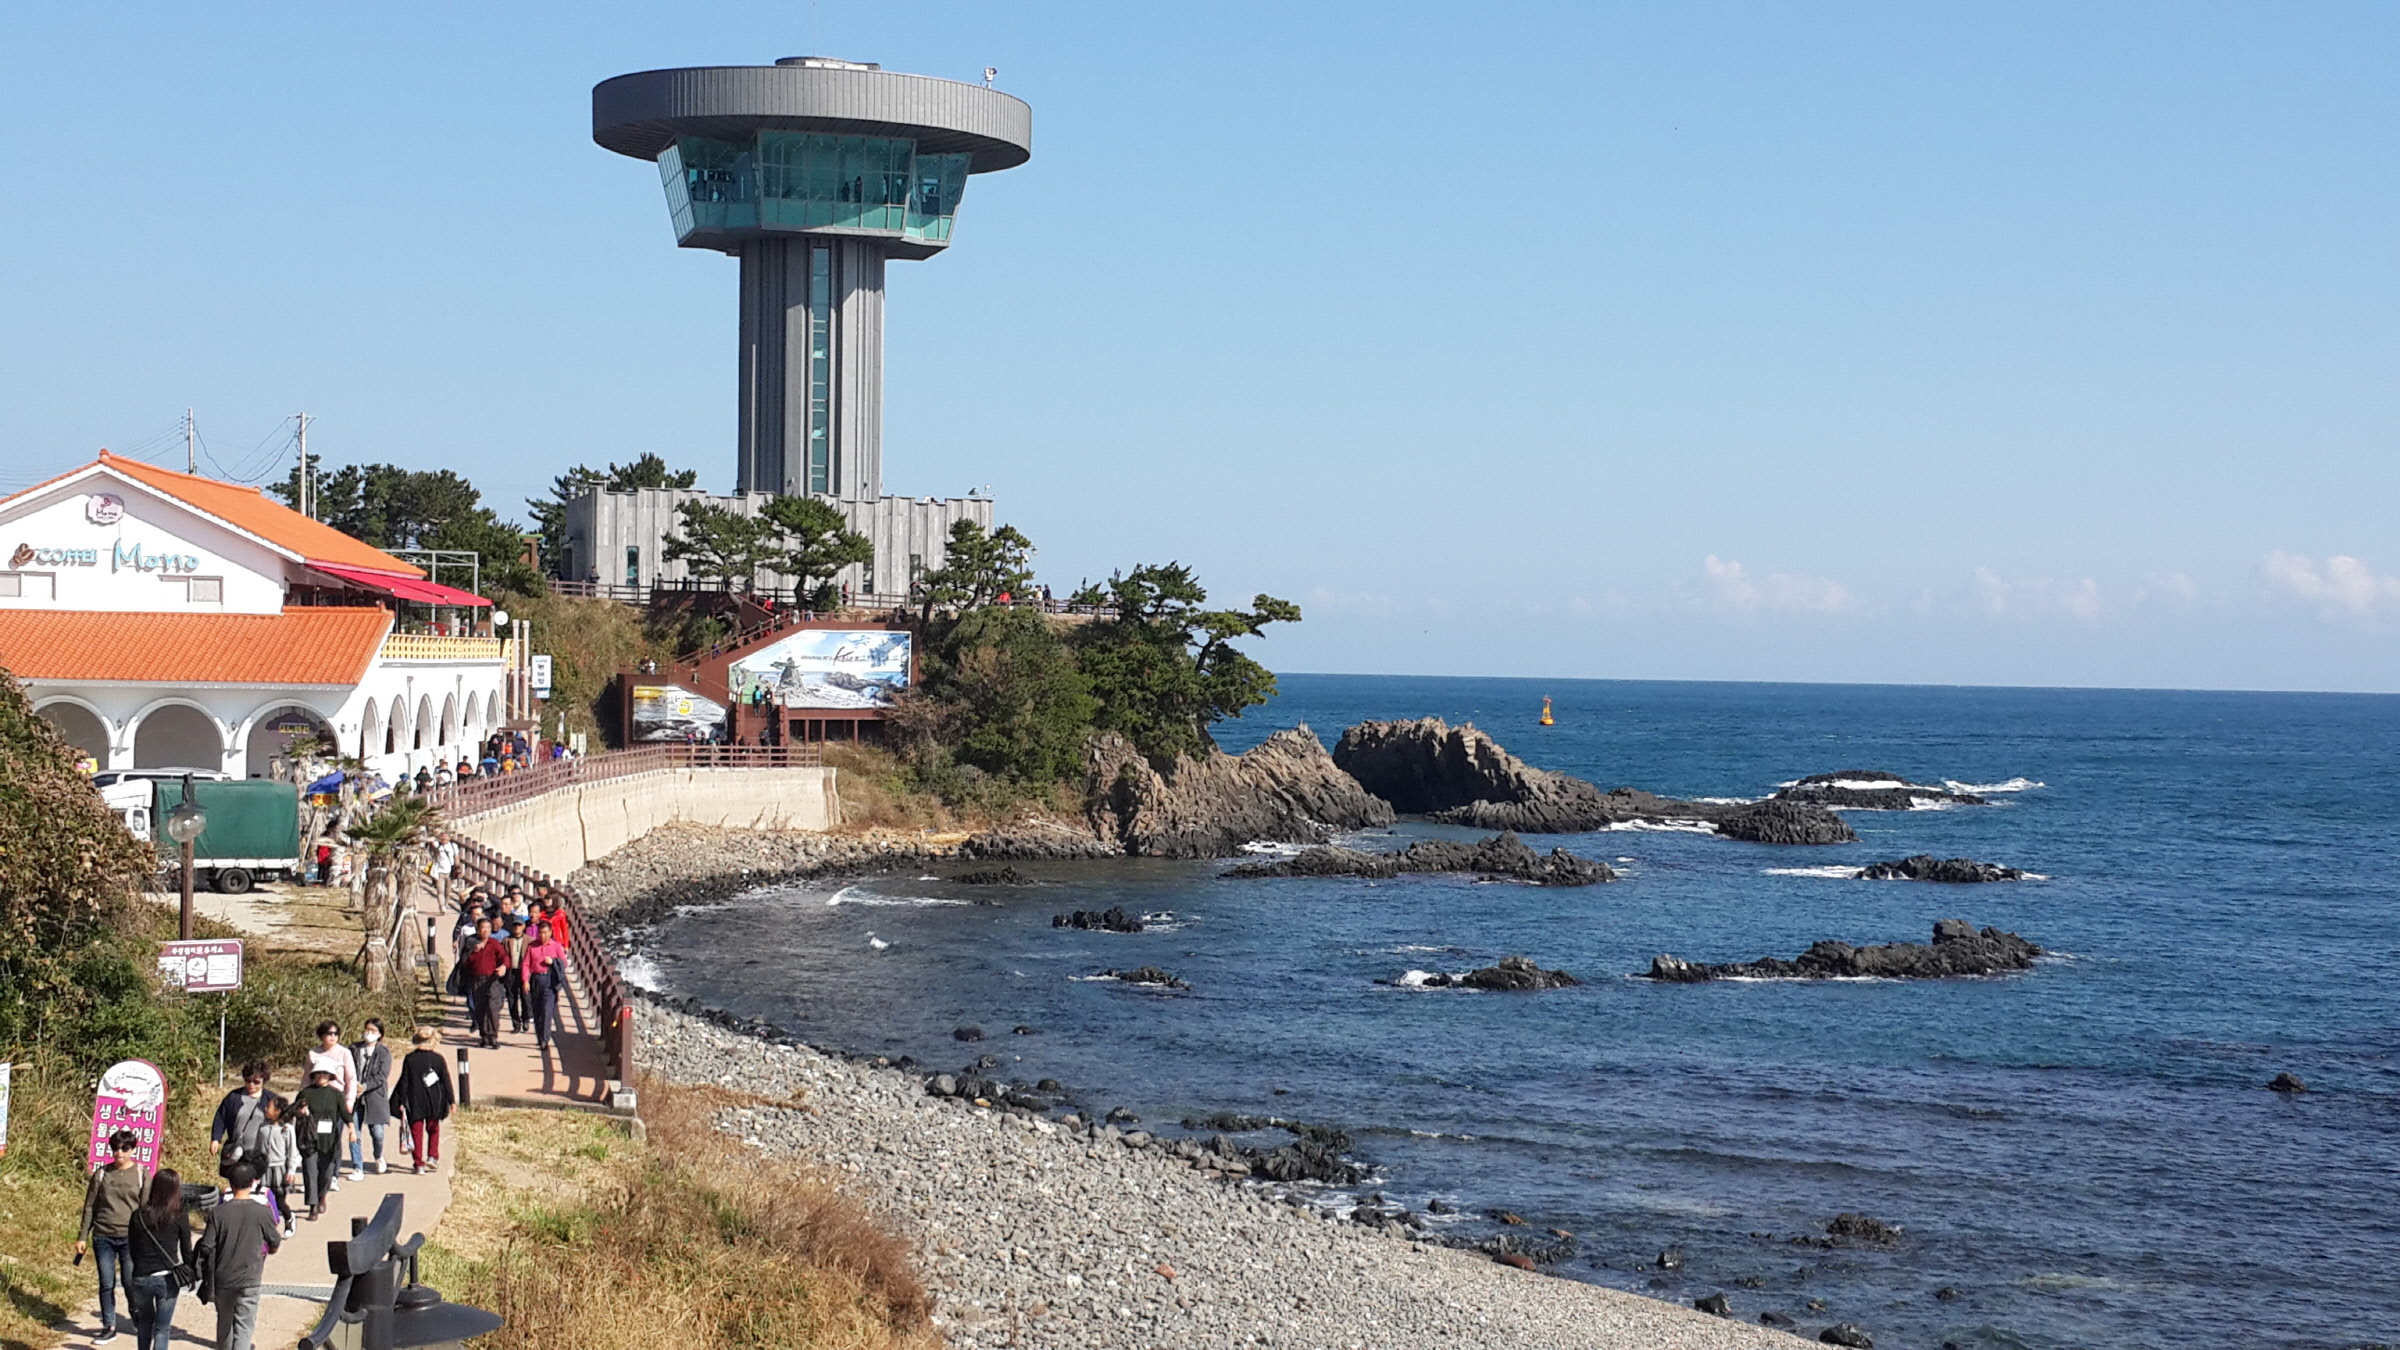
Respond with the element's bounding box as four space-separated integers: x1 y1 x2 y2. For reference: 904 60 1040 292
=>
460 919 510 1048
197 1161 282 1350
207 1062 273 1182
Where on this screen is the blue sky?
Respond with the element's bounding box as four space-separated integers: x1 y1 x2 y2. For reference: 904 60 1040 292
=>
3 2 2396 691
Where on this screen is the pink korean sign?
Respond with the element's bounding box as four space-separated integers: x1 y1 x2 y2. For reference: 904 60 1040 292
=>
86 1060 168 1175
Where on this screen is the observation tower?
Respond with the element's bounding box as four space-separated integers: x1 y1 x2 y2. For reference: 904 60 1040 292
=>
593 57 1033 504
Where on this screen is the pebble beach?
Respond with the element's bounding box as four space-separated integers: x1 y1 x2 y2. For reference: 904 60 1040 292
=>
639 1002 1811 1350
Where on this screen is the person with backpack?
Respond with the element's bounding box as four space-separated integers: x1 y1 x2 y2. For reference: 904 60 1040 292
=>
347 1020 393 1179
294 1069 347 1220
123 1168 192 1350
394 1027 454 1173
207 1061 273 1183
258 1095 301 1237
75 1129 145 1344
196 1161 281 1350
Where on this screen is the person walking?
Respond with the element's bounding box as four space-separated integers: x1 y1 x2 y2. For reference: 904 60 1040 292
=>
429 832 459 906
294 1070 346 1220
461 918 510 1048
122 1169 191 1350
75 1130 145 1344
347 1020 393 1179
196 1161 280 1350
206 1063 273 1184
303 1021 359 1187
521 919 570 1050
502 919 531 1033
258 1095 301 1236
395 1028 454 1174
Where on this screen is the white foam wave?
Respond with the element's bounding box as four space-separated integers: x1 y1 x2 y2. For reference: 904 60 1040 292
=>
1604 818 1719 834
1394 969 1471 988
867 936 889 950
1240 839 1304 857
1764 865 1862 879
1905 797 1965 811
1067 974 1120 983
618 953 663 991
1947 777 2045 794
824 885 970 908
1690 796 1760 805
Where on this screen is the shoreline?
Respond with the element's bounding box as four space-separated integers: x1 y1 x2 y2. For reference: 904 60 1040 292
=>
635 996 1809 1349
580 825 1830 1347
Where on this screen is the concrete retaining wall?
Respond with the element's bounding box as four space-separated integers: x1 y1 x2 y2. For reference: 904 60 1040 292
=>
449 767 839 879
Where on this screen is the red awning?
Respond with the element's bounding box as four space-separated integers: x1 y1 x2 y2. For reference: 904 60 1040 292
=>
308 561 493 607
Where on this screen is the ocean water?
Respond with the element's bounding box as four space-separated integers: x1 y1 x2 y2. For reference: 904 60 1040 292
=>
626 675 2400 1350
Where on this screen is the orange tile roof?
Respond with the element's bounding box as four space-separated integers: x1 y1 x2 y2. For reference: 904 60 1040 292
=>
89 453 425 578
0 607 392 685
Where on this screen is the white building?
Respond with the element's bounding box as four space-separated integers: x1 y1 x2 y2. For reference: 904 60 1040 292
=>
0 453 514 782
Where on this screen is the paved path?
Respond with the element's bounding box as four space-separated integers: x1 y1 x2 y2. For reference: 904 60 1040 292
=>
56 874 609 1350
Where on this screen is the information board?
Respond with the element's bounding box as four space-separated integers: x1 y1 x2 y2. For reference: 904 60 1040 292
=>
158 938 245 993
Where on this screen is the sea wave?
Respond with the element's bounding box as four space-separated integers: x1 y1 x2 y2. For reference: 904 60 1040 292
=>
1394 969 1470 988
824 886 972 908
1764 865 1862 879
1949 777 2045 794
618 952 664 991
1605 818 1719 834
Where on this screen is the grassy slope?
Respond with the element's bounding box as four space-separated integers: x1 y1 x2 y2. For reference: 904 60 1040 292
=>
420 1089 935 1350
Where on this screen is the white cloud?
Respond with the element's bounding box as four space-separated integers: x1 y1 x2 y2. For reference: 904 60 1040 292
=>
1970 567 2107 622
2263 551 2400 617
1702 556 1857 616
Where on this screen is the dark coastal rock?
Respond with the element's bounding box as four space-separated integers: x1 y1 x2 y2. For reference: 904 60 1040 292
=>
1100 966 1190 990
958 819 1121 860
1085 726 1396 858
1458 955 1581 991
1225 832 1614 886
951 866 1035 885
1934 1286 1962 1302
1333 717 1855 843
1646 921 2044 982
1777 769 1984 811
1713 799 1857 845
1856 855 2025 883
1694 1292 1732 1318
952 1025 984 1042
1826 1212 1901 1245
1819 1324 1875 1348
1053 905 1144 933
2269 1072 2309 1094
1759 1310 1798 1328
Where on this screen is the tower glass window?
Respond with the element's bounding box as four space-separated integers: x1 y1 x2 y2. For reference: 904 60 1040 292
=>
806 245 834 494
659 134 968 247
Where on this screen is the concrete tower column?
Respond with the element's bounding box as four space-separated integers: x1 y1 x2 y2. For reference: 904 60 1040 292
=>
737 236 885 502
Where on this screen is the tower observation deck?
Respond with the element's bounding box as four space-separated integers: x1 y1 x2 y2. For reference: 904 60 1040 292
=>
593 58 1032 504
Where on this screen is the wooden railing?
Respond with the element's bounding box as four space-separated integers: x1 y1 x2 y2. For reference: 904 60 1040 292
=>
426 742 823 819
446 833 637 1083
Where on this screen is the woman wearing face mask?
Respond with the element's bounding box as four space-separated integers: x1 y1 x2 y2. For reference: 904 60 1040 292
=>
347 1019 392 1178
303 1021 359 1188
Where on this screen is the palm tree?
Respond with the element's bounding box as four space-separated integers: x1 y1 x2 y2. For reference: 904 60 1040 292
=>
344 795 442 991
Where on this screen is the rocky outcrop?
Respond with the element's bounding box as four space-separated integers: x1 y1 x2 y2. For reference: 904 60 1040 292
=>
1776 770 1984 811
2269 1072 2308 1094
1086 727 1396 858
952 866 1036 885
1855 855 2024 882
1099 966 1190 990
959 819 1120 860
1223 833 1615 886
1412 956 1582 991
1645 920 2043 982
1713 799 1856 845
1333 718 1853 844
1053 906 1143 933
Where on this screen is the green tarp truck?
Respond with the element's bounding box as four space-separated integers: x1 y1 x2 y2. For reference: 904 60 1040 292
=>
150 779 301 894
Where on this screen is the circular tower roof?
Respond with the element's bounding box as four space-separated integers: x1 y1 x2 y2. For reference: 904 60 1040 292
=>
593 62 1032 172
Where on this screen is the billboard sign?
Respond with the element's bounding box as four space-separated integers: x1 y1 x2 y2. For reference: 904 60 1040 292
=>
630 684 726 742
529 654 554 697
729 629 911 710
88 1059 168 1173
158 938 244 993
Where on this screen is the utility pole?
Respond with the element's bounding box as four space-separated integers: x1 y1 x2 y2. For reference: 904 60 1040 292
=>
184 409 196 473
295 413 315 518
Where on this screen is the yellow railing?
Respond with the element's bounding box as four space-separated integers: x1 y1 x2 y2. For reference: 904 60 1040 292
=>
379 632 506 662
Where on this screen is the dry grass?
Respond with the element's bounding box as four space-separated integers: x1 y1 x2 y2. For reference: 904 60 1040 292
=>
420 1083 936 1350
821 744 961 835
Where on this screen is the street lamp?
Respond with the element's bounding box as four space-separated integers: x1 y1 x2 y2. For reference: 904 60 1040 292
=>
164 774 208 940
